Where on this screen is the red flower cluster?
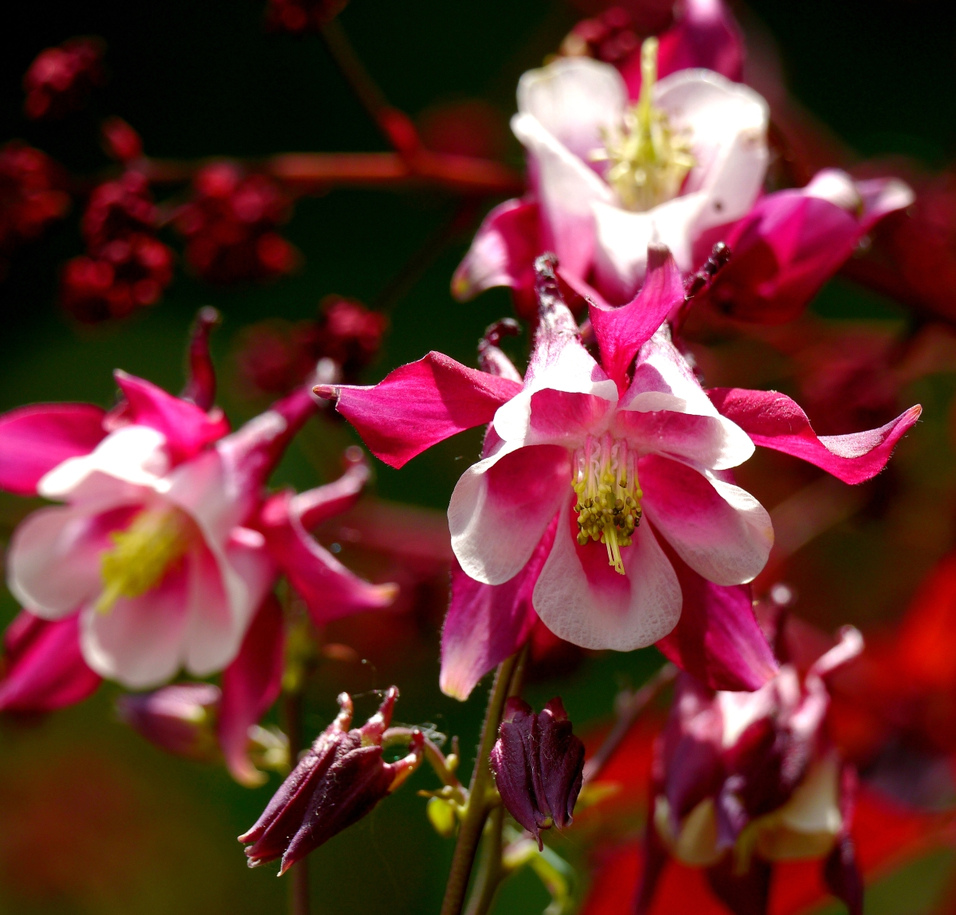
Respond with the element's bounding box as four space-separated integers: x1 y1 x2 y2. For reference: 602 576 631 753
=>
264 0 349 33
0 141 70 277
60 171 173 322
175 162 298 284
23 37 105 121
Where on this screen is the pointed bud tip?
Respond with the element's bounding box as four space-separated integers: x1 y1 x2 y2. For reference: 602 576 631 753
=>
312 384 338 401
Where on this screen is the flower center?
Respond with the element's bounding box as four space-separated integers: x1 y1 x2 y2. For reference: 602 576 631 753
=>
572 434 642 575
592 37 696 211
96 506 194 613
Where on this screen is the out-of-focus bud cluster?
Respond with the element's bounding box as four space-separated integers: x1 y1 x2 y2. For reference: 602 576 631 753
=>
490 697 585 849
0 141 70 278
23 37 105 121
175 162 298 284
560 7 641 66
240 687 422 874
60 170 173 322
264 0 350 33
234 295 387 397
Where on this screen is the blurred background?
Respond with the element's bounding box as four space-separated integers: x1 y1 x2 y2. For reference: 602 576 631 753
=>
0 1 955 912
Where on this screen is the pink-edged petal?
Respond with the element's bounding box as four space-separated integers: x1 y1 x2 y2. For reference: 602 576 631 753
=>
259 490 397 624
656 559 778 691
642 456 773 586
855 174 914 228
81 562 192 688
0 611 101 712
449 443 569 586
534 500 681 650
113 371 229 464
656 70 768 232
440 530 549 702
708 388 922 484
590 246 684 388
626 328 719 418
452 198 541 317
219 594 285 786
38 424 170 502
0 403 106 496
181 306 220 411
315 353 522 469
615 405 754 470
7 503 138 617
524 389 613 447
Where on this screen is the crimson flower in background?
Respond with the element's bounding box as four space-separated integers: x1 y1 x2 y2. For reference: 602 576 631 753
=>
0 315 395 691
239 687 423 874
22 36 105 121
318 251 919 698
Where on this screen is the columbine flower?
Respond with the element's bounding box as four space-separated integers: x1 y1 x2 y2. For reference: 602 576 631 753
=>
490 697 585 849
637 625 866 915
454 39 769 309
239 687 423 874
320 251 920 666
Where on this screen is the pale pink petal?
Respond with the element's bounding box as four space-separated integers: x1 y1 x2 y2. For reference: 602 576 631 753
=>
315 353 522 469
0 611 101 712
533 501 681 650
0 403 105 496
81 563 191 688
7 503 137 617
449 443 569 585
451 198 541 315
590 246 684 387
641 456 773 586
656 70 768 232
615 406 753 470
524 389 613 447
219 594 285 786
708 388 922 484
440 520 553 701
626 328 719 418
114 371 229 463
855 174 914 228
38 424 170 503
656 560 778 691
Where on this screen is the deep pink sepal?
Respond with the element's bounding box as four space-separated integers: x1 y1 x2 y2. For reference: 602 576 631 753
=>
316 352 522 468
708 388 921 485
0 403 106 495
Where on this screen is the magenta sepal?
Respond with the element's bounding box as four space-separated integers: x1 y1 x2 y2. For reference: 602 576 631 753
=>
0 611 101 712
218 594 285 786
490 696 585 850
181 307 220 411
0 403 106 496
708 389 921 485
655 557 778 691
239 687 423 874
316 352 522 469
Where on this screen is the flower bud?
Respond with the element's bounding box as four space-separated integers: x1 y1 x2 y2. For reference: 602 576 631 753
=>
117 683 221 762
490 697 585 849
239 686 422 874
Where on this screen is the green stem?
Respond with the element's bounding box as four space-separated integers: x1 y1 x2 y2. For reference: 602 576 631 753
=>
462 806 505 915
439 652 521 915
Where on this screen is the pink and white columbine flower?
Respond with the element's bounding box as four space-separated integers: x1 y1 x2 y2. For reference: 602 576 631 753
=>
320 251 920 661
454 40 769 310
0 338 394 691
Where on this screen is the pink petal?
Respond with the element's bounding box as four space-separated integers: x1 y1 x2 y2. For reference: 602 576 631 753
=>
452 198 541 318
615 404 754 470
315 353 522 469
259 490 397 624
449 443 569 585
590 246 684 388
181 306 220 411
656 559 778 691
525 389 613 446
81 561 192 688
0 611 101 713
0 403 105 496
641 456 773 586
7 503 138 617
219 594 285 786
113 371 229 463
293 451 371 530
533 500 682 650
708 388 922 484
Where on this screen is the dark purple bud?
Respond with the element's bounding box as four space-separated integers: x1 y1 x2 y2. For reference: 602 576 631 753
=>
239 687 422 874
490 697 584 849
117 683 221 762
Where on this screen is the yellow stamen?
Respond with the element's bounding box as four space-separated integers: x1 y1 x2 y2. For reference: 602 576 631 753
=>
96 507 193 614
591 37 696 211
572 434 643 575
